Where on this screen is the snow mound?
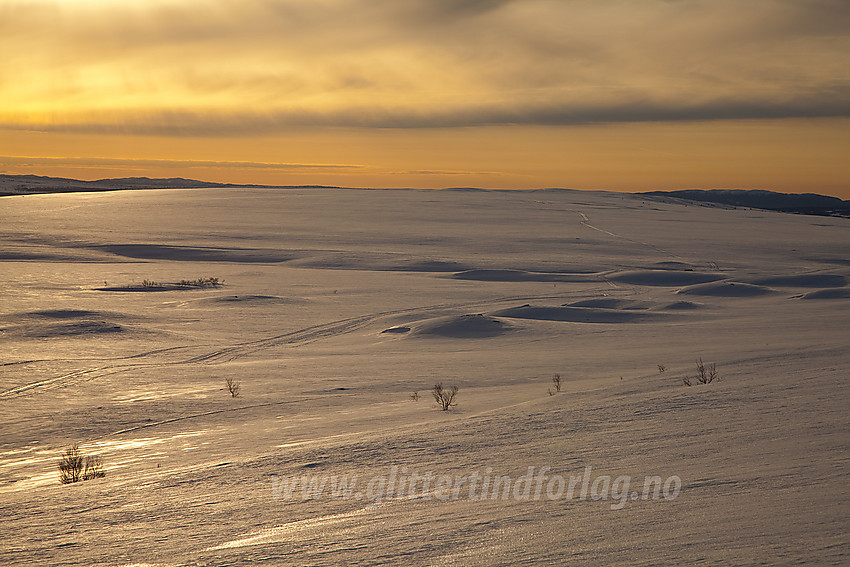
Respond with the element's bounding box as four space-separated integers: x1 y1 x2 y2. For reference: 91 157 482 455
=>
99 244 295 263
2 309 133 337
381 326 412 334
290 253 471 272
657 301 704 310
206 295 297 305
798 288 850 300
450 269 596 282
567 298 651 310
608 270 724 286
750 274 847 288
389 260 472 272
677 281 775 297
24 309 122 320
492 305 656 323
413 314 511 338
652 261 699 270
14 320 125 338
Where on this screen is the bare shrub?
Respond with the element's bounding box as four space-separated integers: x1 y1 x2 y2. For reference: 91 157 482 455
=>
432 382 459 411
83 455 105 480
695 358 718 384
225 377 240 397
657 364 667 373
410 391 420 401
683 358 719 386
59 444 83 484
60 445 105 484
548 374 563 396
141 279 161 288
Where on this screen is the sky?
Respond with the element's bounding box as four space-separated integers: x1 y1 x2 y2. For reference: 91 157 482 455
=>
1 0 849 196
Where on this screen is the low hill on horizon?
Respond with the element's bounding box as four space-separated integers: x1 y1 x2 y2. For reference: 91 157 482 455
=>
0 174 228 196
2 174 848 218
642 188 850 218
0 174 341 196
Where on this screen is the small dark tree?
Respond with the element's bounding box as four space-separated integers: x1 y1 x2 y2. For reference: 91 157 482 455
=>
225 377 240 397
432 383 459 411
59 444 83 484
695 358 718 384
683 358 719 386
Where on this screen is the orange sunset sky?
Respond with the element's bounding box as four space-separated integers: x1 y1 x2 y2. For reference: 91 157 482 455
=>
1 0 849 197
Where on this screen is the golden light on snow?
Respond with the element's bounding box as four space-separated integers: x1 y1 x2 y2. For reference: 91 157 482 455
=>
3 185 849 563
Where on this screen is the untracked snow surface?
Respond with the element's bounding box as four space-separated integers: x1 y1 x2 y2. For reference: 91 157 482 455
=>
1 188 848 565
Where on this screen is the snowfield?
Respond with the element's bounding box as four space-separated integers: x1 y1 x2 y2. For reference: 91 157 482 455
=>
1 187 848 565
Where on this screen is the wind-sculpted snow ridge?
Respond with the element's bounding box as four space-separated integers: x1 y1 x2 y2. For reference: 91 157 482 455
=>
567 298 653 310
89 243 478 272
676 281 777 297
798 288 850 300
0 309 135 338
492 304 662 323
657 300 704 310
291 253 473 272
410 314 512 338
202 294 301 305
97 244 298 263
749 274 847 288
607 270 725 286
450 269 599 282
12 309 129 320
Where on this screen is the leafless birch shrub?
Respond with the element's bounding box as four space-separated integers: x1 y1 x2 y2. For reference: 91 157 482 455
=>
60 444 105 484
432 383 459 411
225 377 240 397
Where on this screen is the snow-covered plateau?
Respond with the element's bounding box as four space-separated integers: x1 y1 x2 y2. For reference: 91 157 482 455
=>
1 187 847 565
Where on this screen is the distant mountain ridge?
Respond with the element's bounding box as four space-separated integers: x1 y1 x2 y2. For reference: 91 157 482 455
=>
641 189 850 219
0 174 340 196
0 174 228 196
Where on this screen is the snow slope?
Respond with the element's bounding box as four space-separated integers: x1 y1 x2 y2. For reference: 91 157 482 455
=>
0 187 848 565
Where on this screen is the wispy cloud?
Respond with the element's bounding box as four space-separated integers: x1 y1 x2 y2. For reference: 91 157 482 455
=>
0 155 362 171
1 0 848 135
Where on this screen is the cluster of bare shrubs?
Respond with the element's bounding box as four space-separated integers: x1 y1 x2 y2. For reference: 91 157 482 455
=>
682 358 719 386
59 444 105 484
139 277 222 289
178 277 222 288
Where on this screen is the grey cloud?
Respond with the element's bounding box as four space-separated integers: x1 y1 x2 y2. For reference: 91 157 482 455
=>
6 90 850 136
2 0 848 133
387 0 514 22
